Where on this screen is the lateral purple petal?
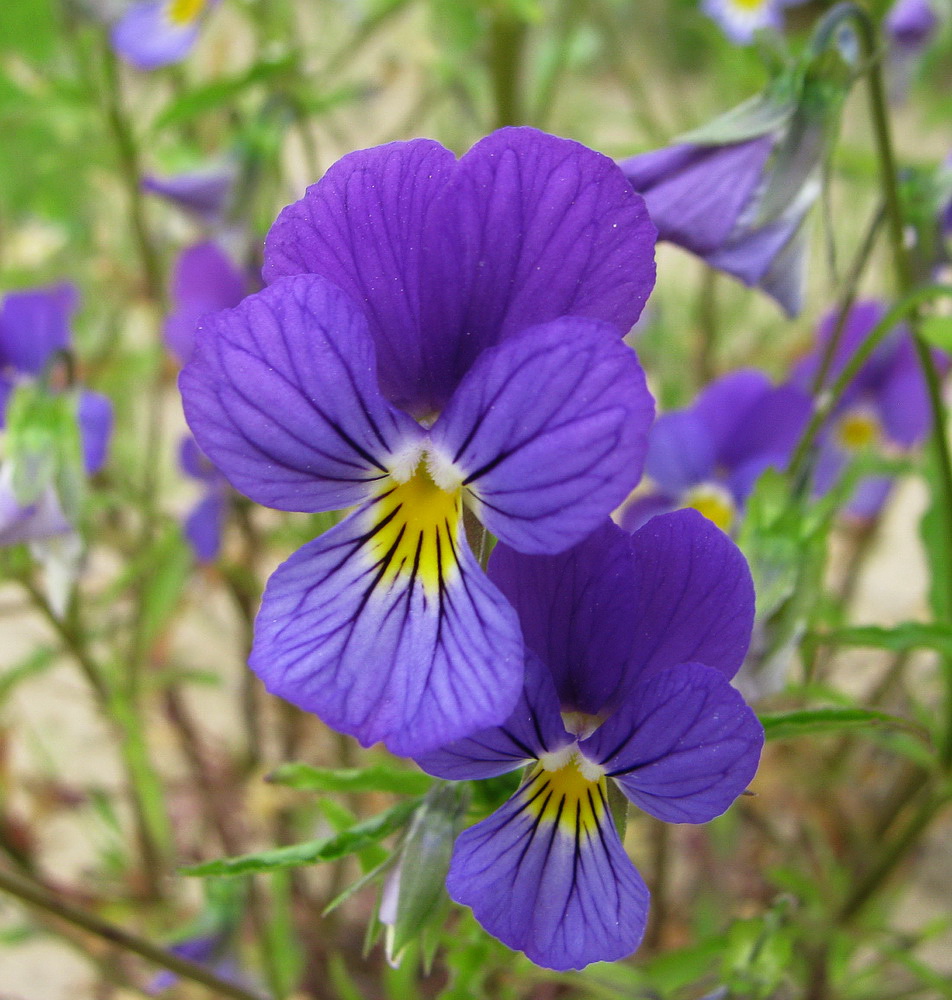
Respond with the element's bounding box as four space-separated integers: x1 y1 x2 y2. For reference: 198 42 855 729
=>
78 391 113 475
582 663 763 824
111 1 202 70
263 139 458 414
432 318 654 554
165 242 247 365
447 774 649 970
414 652 572 780
427 128 656 380
0 284 77 375
249 506 524 755
488 521 638 715
623 510 754 690
179 274 422 512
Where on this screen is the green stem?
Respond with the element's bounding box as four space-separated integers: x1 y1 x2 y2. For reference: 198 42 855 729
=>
809 203 886 398
786 283 952 489
0 866 266 1000
841 1 952 765
837 792 949 923
100 46 163 303
488 9 528 128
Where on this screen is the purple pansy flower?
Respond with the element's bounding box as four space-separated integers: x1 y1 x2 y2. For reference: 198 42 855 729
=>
416 513 763 970
621 370 811 534
111 0 218 70
792 300 934 517
180 127 657 755
702 0 807 45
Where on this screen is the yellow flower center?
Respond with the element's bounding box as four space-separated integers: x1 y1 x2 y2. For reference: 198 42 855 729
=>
835 408 881 452
732 0 768 11
524 749 607 839
683 482 735 533
166 0 206 26
365 461 463 594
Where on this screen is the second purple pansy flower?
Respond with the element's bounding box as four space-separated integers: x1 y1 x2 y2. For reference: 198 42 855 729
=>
180 127 657 755
416 512 763 969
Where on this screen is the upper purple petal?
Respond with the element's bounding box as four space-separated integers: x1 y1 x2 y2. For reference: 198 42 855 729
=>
263 139 459 415
0 284 78 376
619 138 773 255
414 651 572 781
488 521 639 716
264 128 656 414
165 242 247 365
424 128 656 396
622 510 754 692
179 274 422 513
581 662 763 823
431 318 654 554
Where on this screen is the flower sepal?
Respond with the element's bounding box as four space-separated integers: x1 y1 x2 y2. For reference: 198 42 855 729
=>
379 782 468 969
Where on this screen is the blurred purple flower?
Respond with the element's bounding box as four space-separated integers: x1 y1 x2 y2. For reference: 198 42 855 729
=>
416 514 762 970
0 286 112 563
179 436 229 562
619 33 854 317
621 370 811 533
620 126 822 316
165 241 248 364
148 930 250 995
111 0 218 70
144 165 237 227
792 300 936 518
885 0 943 100
702 0 807 45
179 127 657 755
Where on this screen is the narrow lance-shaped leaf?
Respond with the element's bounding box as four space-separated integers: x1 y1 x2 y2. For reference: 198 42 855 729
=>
183 799 421 877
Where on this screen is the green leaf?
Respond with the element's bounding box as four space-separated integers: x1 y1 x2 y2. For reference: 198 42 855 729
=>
153 56 296 131
0 647 58 705
138 527 193 647
759 707 921 741
267 762 432 796
182 798 421 877
809 622 952 658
